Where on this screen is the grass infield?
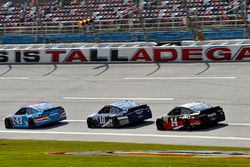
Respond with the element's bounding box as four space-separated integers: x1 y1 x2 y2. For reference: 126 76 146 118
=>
0 139 249 167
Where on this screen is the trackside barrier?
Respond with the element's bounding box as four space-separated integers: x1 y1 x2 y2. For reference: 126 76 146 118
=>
1 43 250 64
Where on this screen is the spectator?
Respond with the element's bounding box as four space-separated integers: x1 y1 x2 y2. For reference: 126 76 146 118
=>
2 0 12 8
203 0 211 8
52 0 59 6
31 0 36 6
7 6 15 14
20 8 26 22
4 15 12 22
30 6 37 21
81 0 85 6
30 6 37 16
25 0 30 6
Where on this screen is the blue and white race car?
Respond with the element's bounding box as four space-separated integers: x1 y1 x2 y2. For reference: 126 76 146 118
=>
4 102 66 129
87 100 152 128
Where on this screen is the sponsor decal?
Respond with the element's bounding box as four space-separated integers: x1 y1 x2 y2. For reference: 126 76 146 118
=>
134 109 144 115
60 111 66 117
33 116 51 122
207 113 217 118
190 119 201 126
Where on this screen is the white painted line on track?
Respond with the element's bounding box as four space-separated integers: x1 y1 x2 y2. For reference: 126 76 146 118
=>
62 97 174 101
124 77 236 80
0 77 29 80
228 123 250 126
0 130 250 141
63 120 250 126
62 120 86 122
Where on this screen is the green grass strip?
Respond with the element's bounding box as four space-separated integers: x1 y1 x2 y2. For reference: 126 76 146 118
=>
0 139 249 167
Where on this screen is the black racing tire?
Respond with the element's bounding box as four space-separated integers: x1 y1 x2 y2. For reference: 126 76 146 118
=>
183 119 192 130
156 118 165 130
87 118 96 128
5 118 13 129
112 117 120 128
28 119 36 129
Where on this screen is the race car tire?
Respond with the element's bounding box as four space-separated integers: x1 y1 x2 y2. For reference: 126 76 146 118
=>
5 118 13 129
156 118 164 130
28 119 36 129
183 119 192 130
112 117 120 128
87 118 96 128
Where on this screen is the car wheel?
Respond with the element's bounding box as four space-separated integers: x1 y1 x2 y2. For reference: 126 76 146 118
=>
87 118 96 128
28 119 36 129
156 118 164 130
112 117 120 128
184 119 192 130
5 118 13 129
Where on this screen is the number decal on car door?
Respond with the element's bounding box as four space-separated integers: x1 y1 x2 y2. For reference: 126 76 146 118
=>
99 116 106 124
171 117 178 127
14 117 22 125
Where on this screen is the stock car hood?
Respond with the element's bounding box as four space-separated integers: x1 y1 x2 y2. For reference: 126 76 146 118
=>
87 113 98 119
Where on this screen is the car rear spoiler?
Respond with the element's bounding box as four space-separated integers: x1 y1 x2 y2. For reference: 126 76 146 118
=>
43 106 63 113
200 106 223 114
128 104 149 112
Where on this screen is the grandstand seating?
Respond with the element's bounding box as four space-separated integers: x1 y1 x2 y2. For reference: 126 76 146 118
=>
0 0 249 43
0 0 247 26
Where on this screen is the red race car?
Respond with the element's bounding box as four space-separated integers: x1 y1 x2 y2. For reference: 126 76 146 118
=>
156 102 225 130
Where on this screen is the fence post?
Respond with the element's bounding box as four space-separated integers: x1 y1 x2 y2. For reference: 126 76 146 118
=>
182 0 195 40
241 0 249 38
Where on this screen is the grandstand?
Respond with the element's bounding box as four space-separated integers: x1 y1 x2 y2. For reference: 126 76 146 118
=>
0 0 249 43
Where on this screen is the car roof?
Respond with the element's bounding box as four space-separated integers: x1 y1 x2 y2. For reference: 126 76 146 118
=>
26 102 56 111
179 102 212 112
109 100 139 110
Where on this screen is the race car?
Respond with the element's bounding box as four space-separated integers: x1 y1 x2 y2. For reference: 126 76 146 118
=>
4 102 66 129
87 100 152 128
156 102 225 130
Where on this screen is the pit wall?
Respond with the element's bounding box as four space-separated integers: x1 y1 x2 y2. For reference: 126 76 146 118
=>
0 45 250 64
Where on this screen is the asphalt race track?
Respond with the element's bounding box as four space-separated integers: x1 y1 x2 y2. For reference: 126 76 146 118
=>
0 63 250 148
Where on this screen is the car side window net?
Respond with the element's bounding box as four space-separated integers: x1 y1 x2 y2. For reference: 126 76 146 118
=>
99 107 110 114
172 108 181 115
180 108 193 115
110 107 121 113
